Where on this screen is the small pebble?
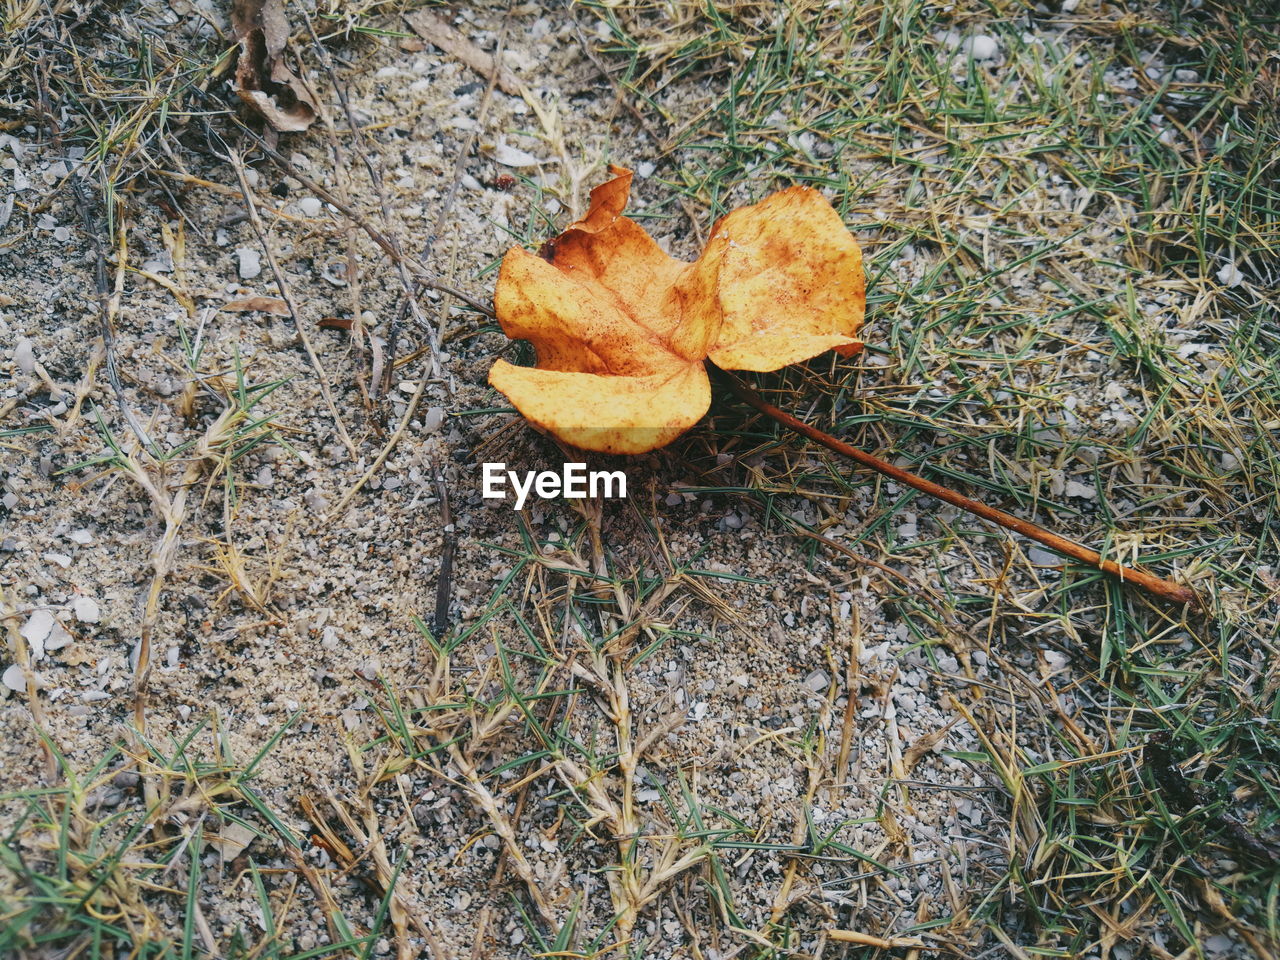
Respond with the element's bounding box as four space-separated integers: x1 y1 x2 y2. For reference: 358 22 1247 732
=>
43 552 72 568
492 141 540 167
21 610 54 656
13 337 35 374
422 406 445 434
1028 547 1060 566
4 663 45 691
964 35 999 60
236 247 262 280
803 669 830 692
68 529 93 545
1216 262 1243 287
73 595 100 623
45 621 73 650
297 196 322 217
1063 480 1095 499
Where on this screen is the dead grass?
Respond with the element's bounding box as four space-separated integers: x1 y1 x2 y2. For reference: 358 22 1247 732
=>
2 0 1278 958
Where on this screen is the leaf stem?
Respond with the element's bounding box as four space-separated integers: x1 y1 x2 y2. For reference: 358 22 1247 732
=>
713 369 1199 609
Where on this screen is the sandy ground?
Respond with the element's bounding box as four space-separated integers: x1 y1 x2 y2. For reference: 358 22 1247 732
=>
2 2 1273 958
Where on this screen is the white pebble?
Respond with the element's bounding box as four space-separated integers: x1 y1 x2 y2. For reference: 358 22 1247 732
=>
1216 262 1243 287
53 226 71 242
1043 649 1069 672
803 669 830 692
68 529 93 545
1063 480 1096 499
13 337 35 374
492 141 541 168
1028 547 1060 566
298 197 322 217
3 663 35 692
45 621 73 651
422 406 445 434
964 35 999 60
1061 0 1080 10
43 552 72 569
73 595 101 623
21 610 54 656
236 247 262 280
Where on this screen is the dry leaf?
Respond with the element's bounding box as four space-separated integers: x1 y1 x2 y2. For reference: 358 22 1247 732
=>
231 0 318 133
902 718 959 774
224 296 289 315
489 166 864 454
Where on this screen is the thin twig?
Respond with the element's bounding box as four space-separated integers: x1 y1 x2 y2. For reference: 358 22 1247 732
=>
298 11 441 394
74 180 154 454
562 1 705 246
295 35 374 411
202 88 498 322
714 368 1200 608
324 367 428 520
221 144 358 461
433 463 456 640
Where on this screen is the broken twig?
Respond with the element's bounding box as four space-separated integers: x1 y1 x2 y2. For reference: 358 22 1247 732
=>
715 368 1200 608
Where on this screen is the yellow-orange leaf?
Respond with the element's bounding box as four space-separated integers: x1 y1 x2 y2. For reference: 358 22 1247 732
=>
489 166 865 454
